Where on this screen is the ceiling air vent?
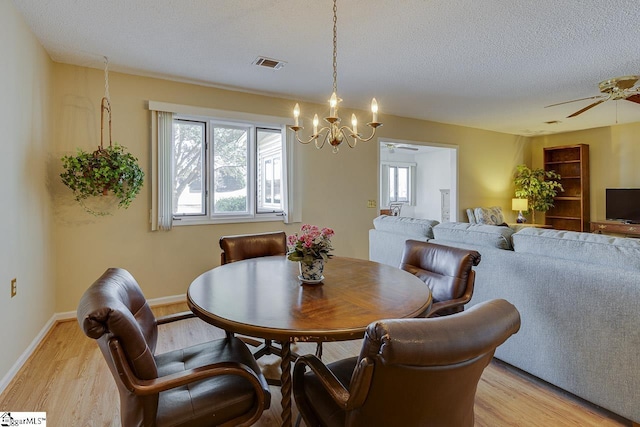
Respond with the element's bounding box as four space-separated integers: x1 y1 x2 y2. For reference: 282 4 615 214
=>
252 56 286 70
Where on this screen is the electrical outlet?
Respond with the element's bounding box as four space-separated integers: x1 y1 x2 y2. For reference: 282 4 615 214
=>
11 278 17 298
367 200 377 208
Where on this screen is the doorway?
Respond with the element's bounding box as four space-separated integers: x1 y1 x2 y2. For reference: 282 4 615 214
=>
379 140 458 222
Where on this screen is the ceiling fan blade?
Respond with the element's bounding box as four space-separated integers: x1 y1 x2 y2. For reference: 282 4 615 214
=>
624 93 640 104
545 95 604 108
567 99 606 118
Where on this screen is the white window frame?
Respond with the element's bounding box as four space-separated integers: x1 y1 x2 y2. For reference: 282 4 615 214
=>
257 130 283 212
149 101 299 228
380 161 416 208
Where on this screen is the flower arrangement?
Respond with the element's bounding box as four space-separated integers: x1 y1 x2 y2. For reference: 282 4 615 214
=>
287 224 335 264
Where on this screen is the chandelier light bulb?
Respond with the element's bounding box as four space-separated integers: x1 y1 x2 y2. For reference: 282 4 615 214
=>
329 92 338 117
351 114 358 134
313 114 319 135
293 103 300 126
371 98 378 122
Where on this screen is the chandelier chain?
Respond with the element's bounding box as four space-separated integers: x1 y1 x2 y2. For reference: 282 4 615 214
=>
332 0 338 95
104 56 110 101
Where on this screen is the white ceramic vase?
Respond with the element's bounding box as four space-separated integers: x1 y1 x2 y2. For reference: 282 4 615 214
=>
299 259 325 283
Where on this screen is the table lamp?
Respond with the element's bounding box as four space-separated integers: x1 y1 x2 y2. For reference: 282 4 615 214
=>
512 198 528 223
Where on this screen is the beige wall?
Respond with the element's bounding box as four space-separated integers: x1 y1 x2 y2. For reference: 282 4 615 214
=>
50 64 529 312
531 123 640 221
0 2 55 381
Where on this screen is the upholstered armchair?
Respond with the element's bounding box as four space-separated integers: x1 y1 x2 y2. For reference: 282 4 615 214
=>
293 299 521 427
400 240 481 317
77 268 271 427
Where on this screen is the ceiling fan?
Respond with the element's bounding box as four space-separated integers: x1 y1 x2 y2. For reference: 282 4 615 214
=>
385 143 419 153
545 75 640 118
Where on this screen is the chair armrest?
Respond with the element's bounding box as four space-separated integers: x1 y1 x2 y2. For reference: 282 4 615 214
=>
108 339 269 404
293 355 350 408
293 355 374 413
427 296 469 317
426 271 475 317
155 311 196 324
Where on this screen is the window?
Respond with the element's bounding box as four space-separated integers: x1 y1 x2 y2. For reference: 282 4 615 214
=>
174 120 206 215
171 117 286 224
388 165 410 203
172 121 280 218
257 128 282 212
380 161 416 208
211 124 250 215
150 102 298 229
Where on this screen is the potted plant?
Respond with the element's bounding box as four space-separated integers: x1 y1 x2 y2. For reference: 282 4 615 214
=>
287 224 334 283
60 96 144 215
513 164 563 224
60 143 144 215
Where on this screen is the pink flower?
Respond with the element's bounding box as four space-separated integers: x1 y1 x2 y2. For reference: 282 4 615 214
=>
321 227 334 238
287 224 335 263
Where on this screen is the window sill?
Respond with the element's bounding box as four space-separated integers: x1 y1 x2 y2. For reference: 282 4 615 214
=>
172 213 286 226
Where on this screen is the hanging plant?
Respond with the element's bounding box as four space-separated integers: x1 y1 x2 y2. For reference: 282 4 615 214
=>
60 58 144 215
60 142 144 211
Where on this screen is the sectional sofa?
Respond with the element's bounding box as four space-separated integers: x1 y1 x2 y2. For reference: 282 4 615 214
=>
368 215 640 423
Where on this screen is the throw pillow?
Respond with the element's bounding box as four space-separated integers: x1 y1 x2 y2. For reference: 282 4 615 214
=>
466 208 477 224
474 206 505 226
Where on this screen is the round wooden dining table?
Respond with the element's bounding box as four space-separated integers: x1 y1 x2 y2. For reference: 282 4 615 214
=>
187 255 432 427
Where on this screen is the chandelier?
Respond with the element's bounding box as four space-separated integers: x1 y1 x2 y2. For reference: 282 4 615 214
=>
289 0 382 154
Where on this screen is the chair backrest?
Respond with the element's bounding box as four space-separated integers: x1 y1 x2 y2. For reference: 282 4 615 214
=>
400 240 481 316
77 268 160 426
347 299 521 426
219 231 287 264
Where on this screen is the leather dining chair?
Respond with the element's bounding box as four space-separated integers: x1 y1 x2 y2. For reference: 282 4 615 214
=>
400 239 481 317
219 231 287 265
77 268 271 427
293 299 521 427
219 231 290 360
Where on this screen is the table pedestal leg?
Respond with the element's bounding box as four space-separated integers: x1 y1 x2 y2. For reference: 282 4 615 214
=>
279 341 292 427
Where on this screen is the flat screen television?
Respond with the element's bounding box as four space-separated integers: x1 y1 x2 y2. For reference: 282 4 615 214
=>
606 188 640 223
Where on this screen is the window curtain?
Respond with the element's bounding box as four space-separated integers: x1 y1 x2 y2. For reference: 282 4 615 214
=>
154 111 174 230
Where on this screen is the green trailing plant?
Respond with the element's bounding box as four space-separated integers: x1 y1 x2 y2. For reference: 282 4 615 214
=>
60 143 144 215
60 92 144 215
513 164 563 224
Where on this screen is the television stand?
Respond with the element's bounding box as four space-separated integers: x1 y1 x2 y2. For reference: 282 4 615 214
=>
590 220 640 238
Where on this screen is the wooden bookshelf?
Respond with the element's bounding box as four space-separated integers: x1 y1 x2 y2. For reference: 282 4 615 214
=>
544 144 590 232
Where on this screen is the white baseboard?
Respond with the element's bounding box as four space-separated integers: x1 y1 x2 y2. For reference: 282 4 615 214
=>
0 294 186 394
0 315 56 394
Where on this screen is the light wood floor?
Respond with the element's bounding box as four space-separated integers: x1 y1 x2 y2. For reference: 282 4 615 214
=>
0 302 633 426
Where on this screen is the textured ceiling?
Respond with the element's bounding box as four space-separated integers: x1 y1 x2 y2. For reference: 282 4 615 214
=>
12 0 640 136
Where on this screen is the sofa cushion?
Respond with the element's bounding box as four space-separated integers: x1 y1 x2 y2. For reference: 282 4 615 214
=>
373 215 439 239
433 222 514 250
513 228 640 271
